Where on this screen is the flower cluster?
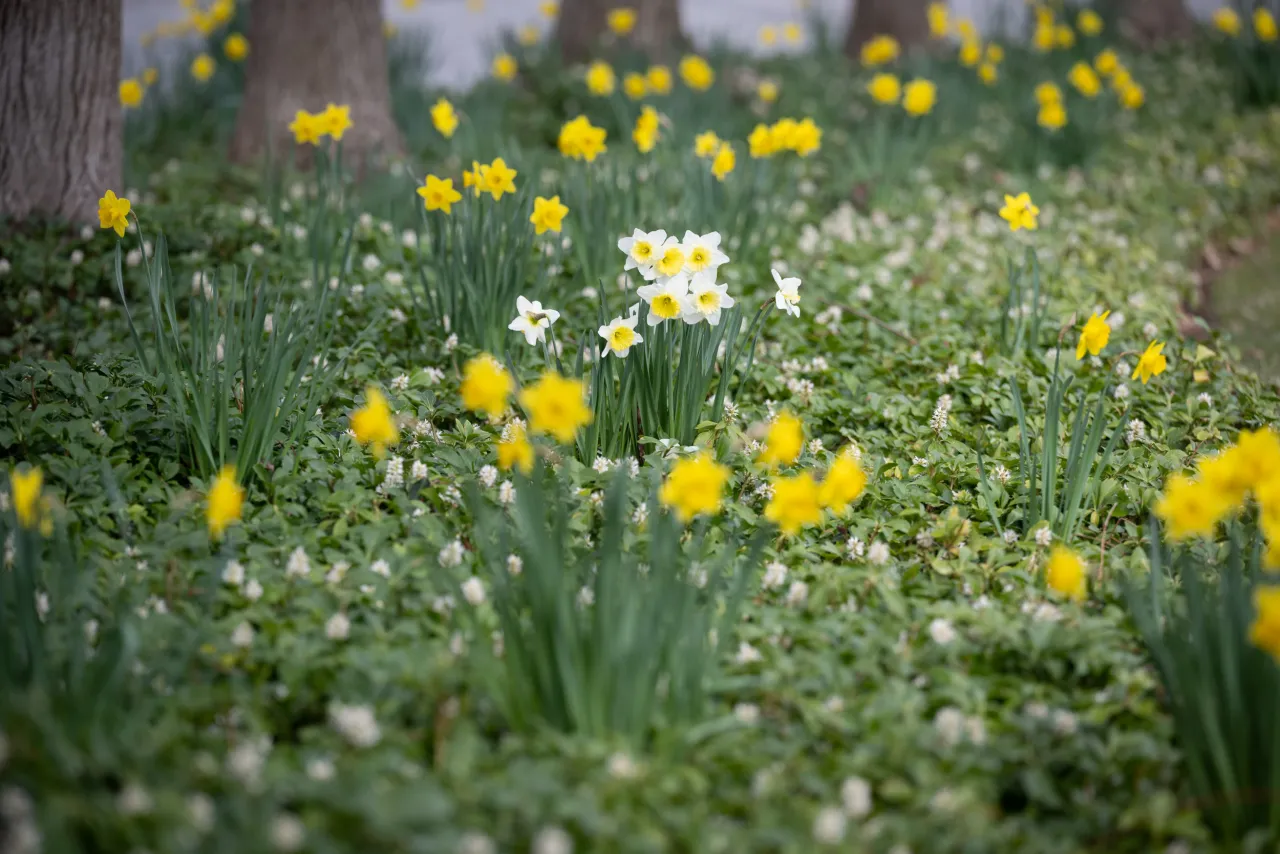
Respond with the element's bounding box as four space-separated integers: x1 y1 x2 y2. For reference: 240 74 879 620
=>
288 104 353 145
618 228 733 328
758 415 866 535
558 115 608 162
746 117 823 158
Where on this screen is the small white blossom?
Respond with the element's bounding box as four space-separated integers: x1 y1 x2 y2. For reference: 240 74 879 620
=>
461 576 486 606
868 541 889 565
929 394 952 436
479 465 498 488
506 554 523 575
786 580 810 607
735 641 763 664
928 618 956 645
1034 526 1053 547
734 702 761 724
607 751 639 779
329 702 381 748
934 706 966 747
411 460 429 481
532 826 574 854
244 579 263 601
231 621 255 648
286 546 311 579
762 561 788 590
325 612 350 640
846 537 865 559
1126 418 1146 444
498 481 516 504
841 776 872 818
812 805 847 845
222 560 245 587
270 813 306 852
306 756 335 781
439 539 465 567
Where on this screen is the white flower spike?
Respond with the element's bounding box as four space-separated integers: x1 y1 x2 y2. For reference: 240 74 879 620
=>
508 295 560 346
680 230 729 283
617 228 666 277
772 268 801 318
598 311 644 358
637 272 690 326
682 279 735 326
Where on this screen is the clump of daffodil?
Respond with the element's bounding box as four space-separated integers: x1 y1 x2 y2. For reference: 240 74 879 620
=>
431 97 459 138
530 195 569 235
461 354 514 420
497 423 534 474
492 53 517 81
287 104 351 144
1067 61 1101 98
999 192 1038 231
518 372 593 443
206 464 244 539
694 130 721 159
10 466 44 530
1046 546 1087 601
927 2 948 38
817 449 866 514
558 115 608 162
659 453 731 522
623 72 648 100
351 386 399 458
1155 473 1233 541
1131 340 1168 385
98 190 131 237
120 78 144 108
633 106 660 153
902 79 937 117
477 157 518 200
765 472 823 535
1075 311 1111 360
710 142 736 181
1257 8 1278 41
224 33 249 60
867 72 901 104
191 53 216 82
647 65 672 94
860 34 900 67
418 174 462 214
607 6 636 35
1213 7 1241 36
759 411 804 468
585 60 616 96
679 54 714 90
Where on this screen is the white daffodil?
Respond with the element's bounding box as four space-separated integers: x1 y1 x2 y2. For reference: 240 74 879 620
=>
772 268 801 317
507 295 560 345
682 279 735 326
598 311 644 358
617 228 666 276
680 230 730 283
648 235 687 281
637 272 690 326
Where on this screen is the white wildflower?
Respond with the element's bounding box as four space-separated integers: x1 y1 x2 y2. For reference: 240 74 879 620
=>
222 560 245 587
439 539 465 567
812 805 847 845
325 612 350 640
461 576 486 606
841 776 872 818
762 561 788 590
286 546 311 579
329 702 381 748
231 621 254 648
868 541 889 565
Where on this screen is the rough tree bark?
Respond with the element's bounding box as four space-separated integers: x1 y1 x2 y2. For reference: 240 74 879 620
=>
0 0 122 225
843 0 930 59
556 0 685 64
230 0 403 167
1118 0 1195 47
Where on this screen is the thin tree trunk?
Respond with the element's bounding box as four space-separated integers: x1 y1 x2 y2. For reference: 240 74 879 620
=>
556 0 685 64
843 0 929 59
230 0 403 167
0 0 122 225
1118 0 1195 47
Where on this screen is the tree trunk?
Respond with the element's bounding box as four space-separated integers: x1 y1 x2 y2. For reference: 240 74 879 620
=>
230 0 403 167
556 0 685 65
1118 0 1195 47
843 0 930 59
0 0 122 225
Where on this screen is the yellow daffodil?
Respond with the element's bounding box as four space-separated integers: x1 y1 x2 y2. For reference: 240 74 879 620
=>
679 54 714 90
320 103 352 141
646 65 673 94
782 22 802 43
1213 7 1241 36
1118 81 1145 110
223 33 249 61
1132 340 1168 384
608 7 636 35
430 97 459 138
539 1 558 18
289 110 322 145
478 157 517 200
191 53 216 82
760 24 777 46
959 39 982 67
1077 9 1103 37
902 79 937 116
1046 546 1086 601
493 53 518 81
1055 24 1075 48
417 174 462 214
586 60 616 96
461 355 513 419
206 465 244 539
927 2 948 38
143 67 158 85
517 25 540 46
120 78 144 108
1035 81 1063 105
1197 446 1252 510
1033 23 1056 51
497 425 534 474
860 34 900 67
623 72 648 100
748 123 775 158
791 118 821 156
817 450 866 513
660 453 731 522
999 192 1039 232
1038 100 1067 130
757 80 779 103
867 72 901 104
98 190 131 237
1095 49 1120 76
1075 311 1111 360
558 115 608 162
1068 61 1101 98
530 195 568 234
694 130 721 158
759 411 803 468
632 106 660 153
351 386 399 457
1256 9 1277 41
711 142 736 181
10 467 43 530
765 473 823 535
1156 473 1231 540
978 62 998 85
518 372 592 443
986 43 1005 63
1250 587 1280 664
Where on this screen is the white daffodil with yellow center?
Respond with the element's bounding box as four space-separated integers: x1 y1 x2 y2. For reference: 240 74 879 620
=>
679 230 729 283
637 272 690 326
652 237 686 280
598 309 643 357
508 295 561 345
772 268 801 317
682 280 734 326
617 228 666 277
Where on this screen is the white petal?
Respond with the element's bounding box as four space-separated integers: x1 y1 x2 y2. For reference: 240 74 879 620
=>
516 295 532 313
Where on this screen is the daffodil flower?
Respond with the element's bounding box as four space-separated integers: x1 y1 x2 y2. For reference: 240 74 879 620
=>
680 230 729 283
772 268 801 317
682 280 734 326
618 228 666 276
508 296 560 346
637 273 689 326
598 309 643 358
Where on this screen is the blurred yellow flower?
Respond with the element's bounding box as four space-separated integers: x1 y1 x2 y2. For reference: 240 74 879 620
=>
1236 428 1280 489
1075 311 1111 360
1198 447 1252 509
586 60 616 96
120 78 144 108
98 190 131 237
748 123 776 158
478 157 518 200
791 117 821 156
759 411 803 468
1046 546 1086 601
927 2 949 38
978 62 998 85
758 80 779 103
1213 7 1241 36
817 450 866 512
999 192 1038 231
493 53 518 81
1038 100 1067 130
660 453 731 522
647 65 673 94
902 79 936 116
1156 473 1232 540
711 142 736 180
765 473 823 535
1077 9 1103 37
608 7 636 35
1257 8 1278 41
1033 24 1055 51
530 195 568 234
224 33 249 61
351 386 399 458
1055 24 1075 48
519 372 592 443
143 67 159 85
417 174 462 214
461 354 513 419
679 54 715 90
1118 81 1145 110
206 465 244 539
517 25 540 46
497 425 534 473
1132 340 1168 384
958 39 981 67
539 1 558 19
1068 61 1101 97
431 97 459 138
955 17 977 40
860 34 900 67
191 53 216 82
10 467 43 530
760 24 778 46
985 43 1004 63
1250 587 1280 664
1035 81 1062 105
320 103 352 140
632 106 660 152
694 130 721 158
558 115 608 161
783 22 802 43
289 110 322 145
1094 48 1119 76
867 72 901 104
623 72 648 99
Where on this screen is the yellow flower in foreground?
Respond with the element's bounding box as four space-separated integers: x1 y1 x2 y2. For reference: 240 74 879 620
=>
431 97 459 138
493 53 518 81
902 79 936 116
320 103 352 141
660 453 731 522
10 467 42 530
999 192 1039 232
224 33 249 61
1236 428 1280 489
206 465 244 539
647 65 673 94
1094 49 1119 76
518 372 592 443
1214 7 1241 36
558 115 608 162
191 53 216 82
530 195 569 235
1197 446 1252 509
711 143 736 181
1068 61 1101 98
1132 340 1168 385
623 72 648 100
928 2 949 38
759 411 804 468
478 157 518 200
748 123 775 158
679 54 715 90
351 386 399 457
757 80 779 103
765 473 823 535
1038 100 1067 130
289 110 322 145
497 425 534 474
694 130 721 158
817 450 866 512
608 7 636 35
1077 9 1103 37
867 72 902 104
1250 587 1280 664
1075 311 1111 360
586 60 616 96
1257 9 1278 41
1155 473 1231 540
860 34 900 67
98 190 131 237
1045 546 1086 601
120 78 144 108
417 174 462 214
461 354 513 419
